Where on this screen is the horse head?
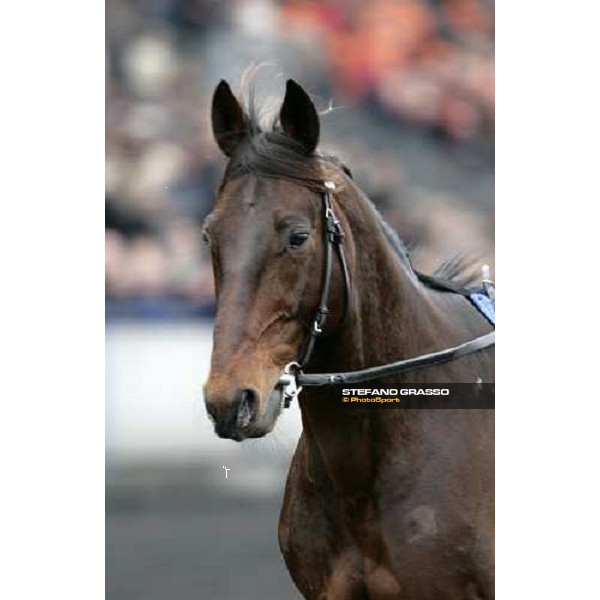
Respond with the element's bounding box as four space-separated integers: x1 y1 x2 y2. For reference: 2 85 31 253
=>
203 79 347 440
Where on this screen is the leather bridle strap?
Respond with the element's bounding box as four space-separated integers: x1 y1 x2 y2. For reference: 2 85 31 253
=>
297 181 350 368
296 330 495 387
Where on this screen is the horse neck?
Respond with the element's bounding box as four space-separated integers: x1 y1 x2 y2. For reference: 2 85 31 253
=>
297 184 487 493
320 185 452 370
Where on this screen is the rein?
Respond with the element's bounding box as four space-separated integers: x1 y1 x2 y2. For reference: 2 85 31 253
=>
277 181 495 407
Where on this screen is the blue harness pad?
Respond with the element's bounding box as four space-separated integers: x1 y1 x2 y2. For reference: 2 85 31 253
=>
469 291 495 326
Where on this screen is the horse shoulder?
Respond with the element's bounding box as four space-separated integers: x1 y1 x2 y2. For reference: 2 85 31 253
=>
279 433 367 599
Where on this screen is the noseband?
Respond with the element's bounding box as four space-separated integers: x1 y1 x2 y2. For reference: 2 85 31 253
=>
277 180 495 407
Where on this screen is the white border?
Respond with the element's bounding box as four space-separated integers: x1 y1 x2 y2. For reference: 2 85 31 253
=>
2 1 599 598
496 1 600 597
1 3 104 599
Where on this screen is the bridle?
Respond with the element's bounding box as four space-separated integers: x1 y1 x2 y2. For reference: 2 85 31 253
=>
277 180 495 408
296 181 351 369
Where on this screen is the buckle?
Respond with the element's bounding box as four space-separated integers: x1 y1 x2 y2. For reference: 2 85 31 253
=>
481 264 495 305
313 307 329 335
278 362 303 408
325 211 344 244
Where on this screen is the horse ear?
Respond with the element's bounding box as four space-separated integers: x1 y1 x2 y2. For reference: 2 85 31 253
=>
211 80 247 157
279 79 320 154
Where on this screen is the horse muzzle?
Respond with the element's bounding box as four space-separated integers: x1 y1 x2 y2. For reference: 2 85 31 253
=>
204 383 284 441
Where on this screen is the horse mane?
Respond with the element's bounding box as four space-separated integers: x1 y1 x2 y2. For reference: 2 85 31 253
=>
357 185 480 294
222 74 481 295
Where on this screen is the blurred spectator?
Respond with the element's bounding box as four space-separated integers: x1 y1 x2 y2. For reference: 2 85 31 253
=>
106 0 494 317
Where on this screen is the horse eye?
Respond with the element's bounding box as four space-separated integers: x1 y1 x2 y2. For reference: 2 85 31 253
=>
289 231 310 248
201 229 211 247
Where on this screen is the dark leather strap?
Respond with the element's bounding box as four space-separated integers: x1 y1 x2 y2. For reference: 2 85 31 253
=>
298 186 350 367
297 331 495 387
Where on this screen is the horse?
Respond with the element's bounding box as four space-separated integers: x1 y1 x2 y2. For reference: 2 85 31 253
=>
203 78 494 600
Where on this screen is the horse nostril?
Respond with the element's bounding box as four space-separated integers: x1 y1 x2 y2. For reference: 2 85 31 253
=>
237 388 257 428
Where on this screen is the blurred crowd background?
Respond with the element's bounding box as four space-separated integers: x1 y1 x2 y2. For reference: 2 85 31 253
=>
106 0 494 319
106 3 494 597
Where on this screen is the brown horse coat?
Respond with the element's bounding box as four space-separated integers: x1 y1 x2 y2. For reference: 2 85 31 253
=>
204 78 494 600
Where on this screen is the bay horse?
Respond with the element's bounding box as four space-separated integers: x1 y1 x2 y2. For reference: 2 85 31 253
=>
203 78 494 600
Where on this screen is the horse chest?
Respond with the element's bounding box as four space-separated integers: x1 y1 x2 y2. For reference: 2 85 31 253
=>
282 490 488 600
281 421 492 599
